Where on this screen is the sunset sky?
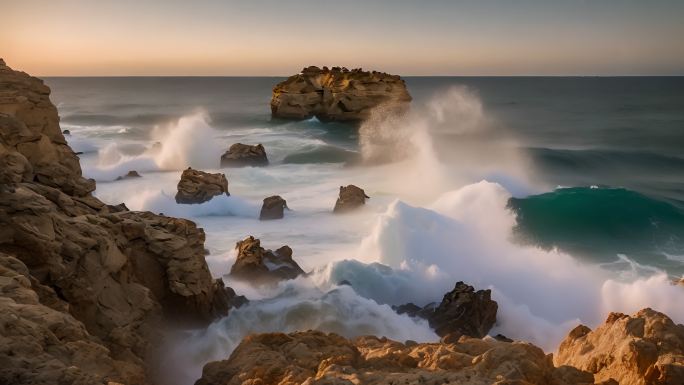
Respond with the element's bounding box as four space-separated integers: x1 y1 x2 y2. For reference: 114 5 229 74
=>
4 0 684 76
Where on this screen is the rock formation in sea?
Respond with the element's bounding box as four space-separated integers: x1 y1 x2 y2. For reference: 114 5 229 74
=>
175 167 230 204
116 170 142 180
220 143 268 167
333 184 370 213
0 59 241 385
259 195 288 220
395 281 498 339
271 66 412 121
556 308 684 385
229 236 304 283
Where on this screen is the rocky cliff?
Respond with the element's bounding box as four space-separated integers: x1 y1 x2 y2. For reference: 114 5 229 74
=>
271 66 412 121
194 308 684 385
0 59 239 385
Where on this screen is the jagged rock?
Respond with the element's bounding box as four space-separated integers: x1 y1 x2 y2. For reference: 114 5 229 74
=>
175 167 229 204
394 282 497 339
259 195 288 220
0 59 94 196
62 129 71 135
220 143 268 167
429 281 498 338
229 236 304 284
115 170 141 180
271 66 412 121
556 308 684 385
194 330 597 385
333 184 369 213
0 59 242 385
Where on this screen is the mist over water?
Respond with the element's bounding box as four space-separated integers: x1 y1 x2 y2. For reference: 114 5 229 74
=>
46 76 684 385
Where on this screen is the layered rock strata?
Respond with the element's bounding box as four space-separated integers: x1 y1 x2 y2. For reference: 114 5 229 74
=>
0 59 239 385
333 184 369 213
175 167 229 204
220 143 268 167
271 66 412 121
229 236 304 283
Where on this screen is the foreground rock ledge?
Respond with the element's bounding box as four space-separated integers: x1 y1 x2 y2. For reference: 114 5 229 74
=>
0 58 241 385
271 66 412 121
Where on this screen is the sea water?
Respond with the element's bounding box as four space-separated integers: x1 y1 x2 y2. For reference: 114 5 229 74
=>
46 76 684 384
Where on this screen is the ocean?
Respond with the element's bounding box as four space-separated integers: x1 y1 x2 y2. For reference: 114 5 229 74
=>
45 76 684 384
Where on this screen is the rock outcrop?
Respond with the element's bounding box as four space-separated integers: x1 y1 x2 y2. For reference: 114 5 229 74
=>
395 281 498 339
0 59 240 385
333 184 369 213
220 143 268 167
116 170 142 180
229 236 304 284
259 195 288 220
556 308 684 385
175 167 229 204
271 66 412 121
195 330 599 385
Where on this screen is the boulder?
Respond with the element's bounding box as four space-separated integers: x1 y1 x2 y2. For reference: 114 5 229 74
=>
556 308 684 385
115 170 142 180
0 59 243 385
194 330 596 385
394 281 498 339
333 184 369 213
259 195 288 220
175 167 229 204
271 66 412 121
220 143 268 167
229 236 304 284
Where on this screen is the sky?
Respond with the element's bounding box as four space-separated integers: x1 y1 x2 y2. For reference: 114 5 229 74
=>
3 0 684 76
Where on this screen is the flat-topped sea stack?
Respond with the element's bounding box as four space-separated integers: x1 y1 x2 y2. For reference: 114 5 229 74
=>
271 66 412 122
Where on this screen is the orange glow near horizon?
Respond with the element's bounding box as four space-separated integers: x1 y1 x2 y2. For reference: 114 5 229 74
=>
3 1 684 76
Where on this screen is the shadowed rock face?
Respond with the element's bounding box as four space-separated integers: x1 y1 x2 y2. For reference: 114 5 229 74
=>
271 66 412 122
394 281 498 339
229 236 304 284
220 143 268 167
194 330 597 385
556 308 684 385
333 184 369 213
259 195 288 220
175 168 229 204
0 59 241 385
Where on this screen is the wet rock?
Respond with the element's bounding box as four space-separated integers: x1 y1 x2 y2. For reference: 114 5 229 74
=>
115 170 142 180
556 308 684 385
259 195 288 220
194 330 596 385
220 143 268 167
271 66 412 121
62 129 71 135
429 281 498 338
333 184 369 213
394 282 498 339
175 167 229 204
229 236 304 284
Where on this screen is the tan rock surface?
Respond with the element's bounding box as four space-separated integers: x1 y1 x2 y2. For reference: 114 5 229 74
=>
556 308 684 385
271 66 412 121
230 236 304 284
194 330 598 385
220 143 268 167
333 185 369 213
0 59 239 385
175 167 230 204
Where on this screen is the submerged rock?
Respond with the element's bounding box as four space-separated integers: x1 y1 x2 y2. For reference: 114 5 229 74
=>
259 195 288 220
271 66 412 121
194 330 595 385
333 184 369 213
0 59 242 385
230 236 304 283
556 308 684 385
175 167 229 204
115 170 142 180
220 143 268 167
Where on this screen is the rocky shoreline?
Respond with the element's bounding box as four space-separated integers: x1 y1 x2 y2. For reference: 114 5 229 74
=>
0 59 682 385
